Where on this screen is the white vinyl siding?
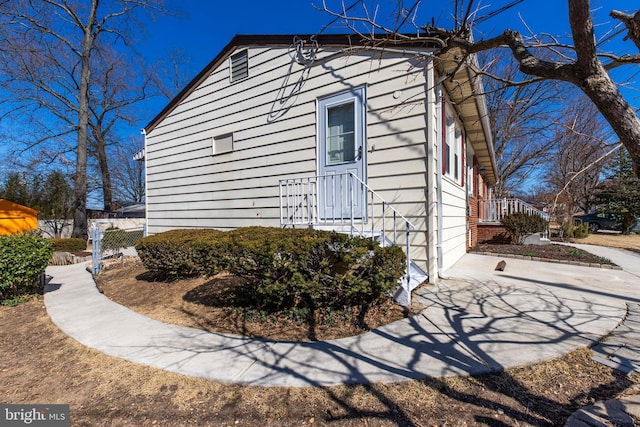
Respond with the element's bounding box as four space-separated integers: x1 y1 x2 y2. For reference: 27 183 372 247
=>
438 101 468 272
439 181 467 271
145 47 432 271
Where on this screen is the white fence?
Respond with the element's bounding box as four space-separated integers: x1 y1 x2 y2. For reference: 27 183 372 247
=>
479 198 549 224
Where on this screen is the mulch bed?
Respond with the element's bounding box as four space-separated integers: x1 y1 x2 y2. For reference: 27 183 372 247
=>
470 243 617 266
96 259 420 342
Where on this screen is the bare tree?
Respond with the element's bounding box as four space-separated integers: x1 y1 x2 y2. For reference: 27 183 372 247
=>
150 48 196 101
0 0 163 238
481 50 564 197
88 46 152 211
546 98 613 216
320 0 640 178
110 143 145 205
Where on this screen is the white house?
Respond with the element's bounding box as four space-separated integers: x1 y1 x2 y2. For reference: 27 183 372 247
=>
142 34 498 304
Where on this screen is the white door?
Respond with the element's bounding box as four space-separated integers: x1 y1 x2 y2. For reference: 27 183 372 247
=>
317 87 366 220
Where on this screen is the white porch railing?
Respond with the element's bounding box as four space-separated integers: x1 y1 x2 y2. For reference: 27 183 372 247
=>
479 198 550 223
279 173 421 305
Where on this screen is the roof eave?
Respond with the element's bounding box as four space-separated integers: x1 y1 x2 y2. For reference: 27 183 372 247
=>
438 48 498 185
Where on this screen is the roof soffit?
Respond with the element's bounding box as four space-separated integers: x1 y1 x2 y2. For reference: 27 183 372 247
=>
437 48 497 184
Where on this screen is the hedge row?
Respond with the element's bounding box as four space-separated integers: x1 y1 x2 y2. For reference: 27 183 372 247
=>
0 234 53 300
135 227 406 312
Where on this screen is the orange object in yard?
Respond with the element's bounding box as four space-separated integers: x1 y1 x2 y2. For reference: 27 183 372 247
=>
0 199 40 235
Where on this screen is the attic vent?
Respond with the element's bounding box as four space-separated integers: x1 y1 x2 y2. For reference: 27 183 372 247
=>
230 50 248 82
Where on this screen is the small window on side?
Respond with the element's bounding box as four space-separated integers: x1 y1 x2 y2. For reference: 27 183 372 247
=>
230 50 248 82
213 133 233 155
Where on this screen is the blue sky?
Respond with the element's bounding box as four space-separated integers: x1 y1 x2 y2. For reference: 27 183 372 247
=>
1 0 638 206
136 0 639 126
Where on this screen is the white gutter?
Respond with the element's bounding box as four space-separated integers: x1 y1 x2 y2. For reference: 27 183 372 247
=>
140 127 148 236
468 55 498 181
435 84 450 280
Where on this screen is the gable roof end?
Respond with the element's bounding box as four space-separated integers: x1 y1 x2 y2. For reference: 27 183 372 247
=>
143 34 497 185
143 34 446 134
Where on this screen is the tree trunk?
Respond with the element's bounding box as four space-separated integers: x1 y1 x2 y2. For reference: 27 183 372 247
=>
568 0 640 178
579 71 640 177
94 131 113 211
71 0 98 239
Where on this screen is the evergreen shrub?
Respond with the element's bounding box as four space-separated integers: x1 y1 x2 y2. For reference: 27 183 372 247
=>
222 227 405 312
572 222 590 239
135 229 225 278
500 212 549 245
135 227 406 311
0 234 53 300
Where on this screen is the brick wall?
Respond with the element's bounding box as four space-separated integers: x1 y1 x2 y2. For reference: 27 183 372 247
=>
467 196 478 249
477 223 513 244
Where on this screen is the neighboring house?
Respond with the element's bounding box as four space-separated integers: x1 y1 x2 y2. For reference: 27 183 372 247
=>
142 34 498 304
0 199 39 235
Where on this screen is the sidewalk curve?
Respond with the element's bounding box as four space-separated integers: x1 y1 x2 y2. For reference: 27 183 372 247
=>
44 245 640 387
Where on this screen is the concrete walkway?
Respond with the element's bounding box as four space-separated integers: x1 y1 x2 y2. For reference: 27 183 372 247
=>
44 244 640 388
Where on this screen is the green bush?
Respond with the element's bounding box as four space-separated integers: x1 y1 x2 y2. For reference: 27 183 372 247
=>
573 222 590 238
225 227 405 312
0 234 53 300
561 220 589 239
135 227 406 312
189 232 232 278
135 229 225 278
500 212 549 245
49 237 87 252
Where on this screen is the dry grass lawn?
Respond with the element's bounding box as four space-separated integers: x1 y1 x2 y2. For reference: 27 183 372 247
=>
3 235 640 425
2 297 639 426
574 232 640 251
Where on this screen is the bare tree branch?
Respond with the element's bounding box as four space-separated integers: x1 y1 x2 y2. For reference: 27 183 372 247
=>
321 0 640 178
611 9 640 50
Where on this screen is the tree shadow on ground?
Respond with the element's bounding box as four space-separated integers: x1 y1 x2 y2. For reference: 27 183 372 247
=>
179 275 408 342
128 275 637 425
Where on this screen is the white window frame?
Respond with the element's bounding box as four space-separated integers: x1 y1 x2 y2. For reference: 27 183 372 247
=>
444 105 464 185
467 150 475 197
212 133 233 155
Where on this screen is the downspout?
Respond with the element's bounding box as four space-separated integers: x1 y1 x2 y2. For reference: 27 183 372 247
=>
362 45 449 279
140 127 148 236
435 83 450 280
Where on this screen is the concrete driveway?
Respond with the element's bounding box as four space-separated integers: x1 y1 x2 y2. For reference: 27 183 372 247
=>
418 248 639 373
